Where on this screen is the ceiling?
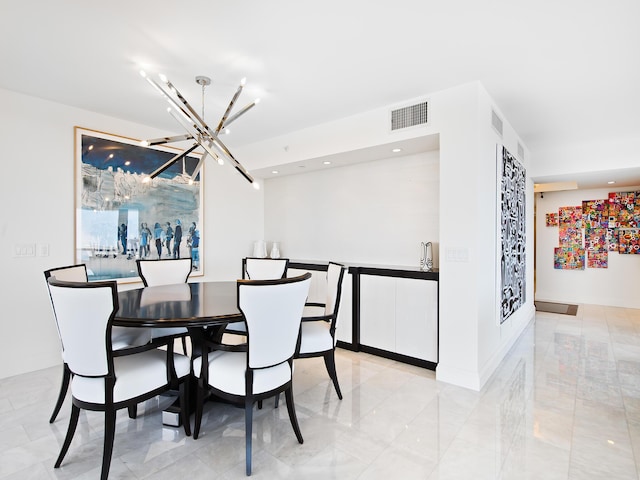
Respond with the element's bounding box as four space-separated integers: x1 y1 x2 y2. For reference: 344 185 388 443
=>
1 1 639 188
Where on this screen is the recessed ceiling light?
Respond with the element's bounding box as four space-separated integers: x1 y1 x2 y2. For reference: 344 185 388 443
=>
608 181 616 184
323 161 331 165
271 170 279 174
392 148 402 153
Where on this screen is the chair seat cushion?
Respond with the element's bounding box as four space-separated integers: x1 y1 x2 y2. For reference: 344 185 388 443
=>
71 349 190 404
111 326 153 351
299 321 333 354
193 351 292 396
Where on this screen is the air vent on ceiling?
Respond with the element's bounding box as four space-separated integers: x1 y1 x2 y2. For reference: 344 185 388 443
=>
390 101 428 131
517 142 525 160
491 109 503 137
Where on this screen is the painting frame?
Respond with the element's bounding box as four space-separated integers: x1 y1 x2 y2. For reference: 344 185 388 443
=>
74 127 204 282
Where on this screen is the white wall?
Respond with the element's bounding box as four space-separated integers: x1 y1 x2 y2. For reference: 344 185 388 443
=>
263 151 440 266
0 88 263 379
536 186 640 308
238 82 535 391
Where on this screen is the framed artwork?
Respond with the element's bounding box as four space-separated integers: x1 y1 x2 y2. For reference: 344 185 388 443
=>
587 249 608 268
619 229 640 254
554 247 585 270
558 206 583 228
545 213 558 227
74 127 203 281
582 199 608 229
558 227 583 247
498 145 526 324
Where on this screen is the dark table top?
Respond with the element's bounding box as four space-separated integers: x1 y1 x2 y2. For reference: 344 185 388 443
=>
115 281 242 328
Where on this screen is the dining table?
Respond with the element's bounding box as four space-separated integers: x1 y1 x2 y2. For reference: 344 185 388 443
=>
114 281 245 427
115 281 242 331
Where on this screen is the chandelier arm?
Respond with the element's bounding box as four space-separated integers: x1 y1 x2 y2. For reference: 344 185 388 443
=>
215 84 243 135
148 143 200 179
167 107 213 147
209 137 254 183
147 76 211 141
222 101 258 130
191 154 206 180
164 79 218 141
144 133 193 146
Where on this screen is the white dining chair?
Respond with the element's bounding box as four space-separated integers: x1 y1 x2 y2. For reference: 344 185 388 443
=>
243 257 289 280
136 258 192 353
192 273 311 476
43 264 152 423
296 262 347 399
223 257 291 338
47 278 191 480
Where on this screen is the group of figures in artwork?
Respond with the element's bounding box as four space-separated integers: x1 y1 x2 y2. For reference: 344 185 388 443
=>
547 191 640 270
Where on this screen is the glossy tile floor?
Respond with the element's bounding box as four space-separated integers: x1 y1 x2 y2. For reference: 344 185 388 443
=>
2 304 640 479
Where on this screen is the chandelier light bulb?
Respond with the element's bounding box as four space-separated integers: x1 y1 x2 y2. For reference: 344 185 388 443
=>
240 77 247 86
159 73 168 83
217 157 224 165
252 181 260 190
254 98 261 104
139 70 147 78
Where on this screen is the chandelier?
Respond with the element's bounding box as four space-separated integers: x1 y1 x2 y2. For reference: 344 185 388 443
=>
139 71 260 189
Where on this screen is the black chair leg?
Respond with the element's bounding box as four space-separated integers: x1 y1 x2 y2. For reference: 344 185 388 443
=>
194 379 205 439
128 404 137 419
181 336 188 355
54 404 80 468
180 380 191 437
245 397 253 476
324 351 343 400
101 409 116 480
284 387 304 444
50 363 71 423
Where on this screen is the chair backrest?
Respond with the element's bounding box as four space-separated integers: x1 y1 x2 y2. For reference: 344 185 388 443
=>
44 264 88 282
244 257 289 280
47 279 118 378
325 262 347 317
136 258 192 286
238 272 311 369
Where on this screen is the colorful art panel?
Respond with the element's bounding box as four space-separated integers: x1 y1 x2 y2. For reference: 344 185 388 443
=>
546 213 558 227
554 247 585 270
582 199 608 228
585 228 607 250
587 248 608 268
559 227 583 247
619 229 640 254
559 206 583 228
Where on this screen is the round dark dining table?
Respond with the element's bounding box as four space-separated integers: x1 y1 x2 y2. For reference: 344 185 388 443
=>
114 281 242 329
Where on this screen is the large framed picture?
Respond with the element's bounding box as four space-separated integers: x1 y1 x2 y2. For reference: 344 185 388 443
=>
75 127 203 281
497 144 526 324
